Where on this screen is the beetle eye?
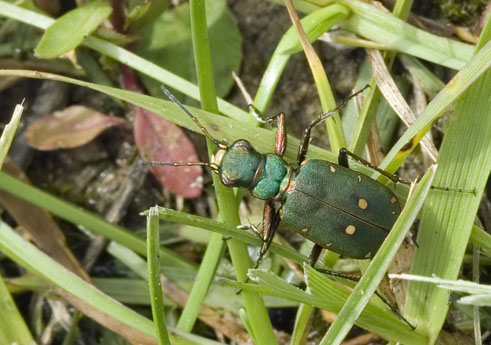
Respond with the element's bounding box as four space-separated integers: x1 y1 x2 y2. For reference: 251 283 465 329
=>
233 140 252 150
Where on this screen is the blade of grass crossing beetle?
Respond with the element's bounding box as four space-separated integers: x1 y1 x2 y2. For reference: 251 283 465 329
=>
379 40 491 173
318 166 436 345
404 20 491 342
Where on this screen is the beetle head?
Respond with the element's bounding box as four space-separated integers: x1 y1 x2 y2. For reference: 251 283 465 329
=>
212 140 263 189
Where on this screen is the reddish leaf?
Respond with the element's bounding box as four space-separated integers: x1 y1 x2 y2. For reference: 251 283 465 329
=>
134 107 202 198
25 105 126 150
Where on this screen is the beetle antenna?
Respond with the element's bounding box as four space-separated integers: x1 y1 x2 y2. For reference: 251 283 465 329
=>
161 85 220 146
145 161 210 167
144 160 220 173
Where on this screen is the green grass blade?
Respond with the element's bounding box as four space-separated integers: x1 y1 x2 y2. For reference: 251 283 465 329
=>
254 5 349 113
253 4 350 153
253 4 350 114
0 102 23 168
469 226 491 255
290 303 314 345
390 274 491 296
188 1 277 343
399 55 445 98
0 69 339 164
284 2 347 151
147 207 171 345
379 39 491 173
404 25 491 343
107 241 150 281
246 268 425 345
336 0 472 69
271 0 473 69
0 220 221 345
0 274 34 345
176 0 230 334
319 165 436 345
0 1 247 120
0 171 193 269
153 206 311 267
346 0 411 156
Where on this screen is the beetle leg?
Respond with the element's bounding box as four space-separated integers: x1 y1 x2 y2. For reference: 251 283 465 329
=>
248 104 284 123
245 106 286 157
308 244 323 267
297 115 329 164
340 149 474 193
275 113 287 157
297 86 371 165
338 148 350 168
253 201 281 269
339 148 407 185
237 223 263 239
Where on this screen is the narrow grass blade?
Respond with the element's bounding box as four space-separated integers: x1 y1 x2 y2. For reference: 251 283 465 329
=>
147 207 171 345
399 55 445 98
0 171 194 270
0 220 221 345
0 1 247 120
270 0 473 69
337 0 472 69
390 274 491 296
253 4 350 114
248 268 425 345
380 39 491 173
0 69 337 164
0 274 34 345
0 102 23 168
153 206 312 267
290 303 314 345
176 0 231 336
285 0 346 151
404 27 491 343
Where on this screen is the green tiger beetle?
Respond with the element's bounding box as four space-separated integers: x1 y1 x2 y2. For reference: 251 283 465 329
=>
153 85 405 269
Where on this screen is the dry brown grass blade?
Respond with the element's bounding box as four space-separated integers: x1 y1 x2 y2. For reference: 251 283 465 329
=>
366 48 438 161
0 157 90 281
55 287 157 345
161 276 252 345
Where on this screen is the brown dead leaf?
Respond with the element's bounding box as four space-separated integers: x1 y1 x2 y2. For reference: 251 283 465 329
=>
134 107 202 198
25 105 126 150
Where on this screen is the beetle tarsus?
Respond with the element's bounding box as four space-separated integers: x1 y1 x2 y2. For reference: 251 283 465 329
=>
308 244 323 267
338 148 350 168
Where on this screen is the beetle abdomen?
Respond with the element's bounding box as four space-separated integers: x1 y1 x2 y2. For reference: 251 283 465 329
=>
281 159 401 259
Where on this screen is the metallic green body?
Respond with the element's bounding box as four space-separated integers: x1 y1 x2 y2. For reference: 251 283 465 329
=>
159 85 398 263
218 141 401 259
220 140 401 259
280 159 400 259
